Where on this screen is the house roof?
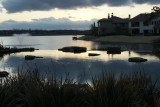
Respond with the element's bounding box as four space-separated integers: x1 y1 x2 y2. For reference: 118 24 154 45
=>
131 14 150 22
98 16 129 23
131 12 160 22
98 18 110 22
98 12 160 23
111 16 129 23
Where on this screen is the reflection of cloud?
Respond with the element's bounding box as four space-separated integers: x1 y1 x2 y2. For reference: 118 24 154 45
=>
10 49 160 62
4 53 160 82
0 17 97 30
2 0 160 13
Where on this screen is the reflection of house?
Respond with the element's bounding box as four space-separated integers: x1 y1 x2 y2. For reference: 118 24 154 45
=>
129 13 160 36
98 13 129 36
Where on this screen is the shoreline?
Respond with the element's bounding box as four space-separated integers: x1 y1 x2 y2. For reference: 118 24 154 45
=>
78 35 160 44
0 34 83 37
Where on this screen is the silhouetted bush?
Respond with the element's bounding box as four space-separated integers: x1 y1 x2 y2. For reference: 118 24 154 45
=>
0 70 160 107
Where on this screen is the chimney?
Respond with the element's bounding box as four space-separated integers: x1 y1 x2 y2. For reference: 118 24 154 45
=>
111 13 113 18
129 14 131 20
108 13 110 19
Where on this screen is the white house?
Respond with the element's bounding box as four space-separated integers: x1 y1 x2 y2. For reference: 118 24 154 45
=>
129 13 160 36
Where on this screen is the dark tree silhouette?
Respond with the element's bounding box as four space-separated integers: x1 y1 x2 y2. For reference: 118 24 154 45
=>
90 22 98 36
151 6 160 13
145 6 160 24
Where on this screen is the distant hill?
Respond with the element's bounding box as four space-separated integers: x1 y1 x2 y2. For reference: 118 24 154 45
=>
0 30 91 36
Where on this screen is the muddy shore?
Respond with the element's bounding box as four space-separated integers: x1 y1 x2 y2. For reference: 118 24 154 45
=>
78 35 160 44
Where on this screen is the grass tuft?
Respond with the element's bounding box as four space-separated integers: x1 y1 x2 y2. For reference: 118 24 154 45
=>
0 70 160 107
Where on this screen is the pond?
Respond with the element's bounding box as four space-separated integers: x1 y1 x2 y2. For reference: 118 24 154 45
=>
0 34 160 81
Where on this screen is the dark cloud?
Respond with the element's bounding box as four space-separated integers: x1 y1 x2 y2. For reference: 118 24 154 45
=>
0 17 97 30
0 6 2 12
1 0 129 13
2 0 160 13
91 0 129 6
132 0 160 4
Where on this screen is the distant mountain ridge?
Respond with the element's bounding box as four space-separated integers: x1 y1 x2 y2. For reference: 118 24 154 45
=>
0 30 91 36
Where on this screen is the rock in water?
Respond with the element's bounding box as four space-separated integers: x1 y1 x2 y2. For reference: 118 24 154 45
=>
88 53 100 56
25 55 43 60
107 47 121 54
128 57 147 62
25 55 36 60
58 46 87 53
0 71 9 77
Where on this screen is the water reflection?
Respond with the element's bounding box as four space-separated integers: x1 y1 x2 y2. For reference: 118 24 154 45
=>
0 35 160 81
92 42 160 52
136 52 160 60
1 35 96 50
0 50 159 81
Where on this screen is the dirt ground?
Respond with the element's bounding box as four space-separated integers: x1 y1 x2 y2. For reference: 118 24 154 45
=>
78 35 160 44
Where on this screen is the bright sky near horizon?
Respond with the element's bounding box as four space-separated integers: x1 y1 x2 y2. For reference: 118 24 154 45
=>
0 0 159 30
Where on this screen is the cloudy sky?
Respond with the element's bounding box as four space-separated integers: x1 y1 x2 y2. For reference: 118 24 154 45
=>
0 0 160 30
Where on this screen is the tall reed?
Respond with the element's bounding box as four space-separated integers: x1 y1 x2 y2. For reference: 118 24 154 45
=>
0 69 159 107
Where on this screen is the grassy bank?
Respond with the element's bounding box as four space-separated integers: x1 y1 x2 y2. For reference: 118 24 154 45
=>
0 70 160 107
78 35 160 44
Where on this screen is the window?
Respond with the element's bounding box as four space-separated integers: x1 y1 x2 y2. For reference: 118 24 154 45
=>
101 28 104 32
131 22 139 27
144 30 149 34
143 22 148 26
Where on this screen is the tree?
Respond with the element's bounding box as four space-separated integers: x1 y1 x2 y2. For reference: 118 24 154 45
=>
90 22 98 36
145 6 160 24
151 6 160 13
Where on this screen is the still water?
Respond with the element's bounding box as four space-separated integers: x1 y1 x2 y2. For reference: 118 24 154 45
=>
0 34 160 81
